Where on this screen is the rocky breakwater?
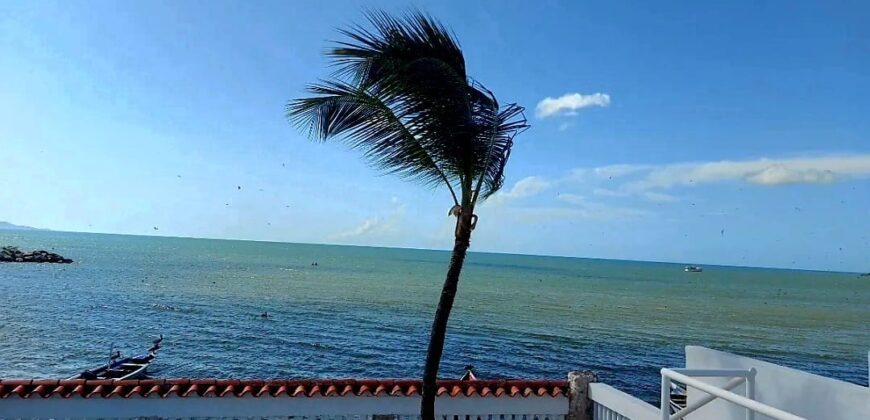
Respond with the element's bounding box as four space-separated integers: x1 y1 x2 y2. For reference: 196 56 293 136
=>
0 246 73 263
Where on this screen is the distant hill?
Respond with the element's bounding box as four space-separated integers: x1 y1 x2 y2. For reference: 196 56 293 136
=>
0 221 39 231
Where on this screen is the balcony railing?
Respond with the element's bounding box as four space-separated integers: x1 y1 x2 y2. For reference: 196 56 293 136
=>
659 368 805 420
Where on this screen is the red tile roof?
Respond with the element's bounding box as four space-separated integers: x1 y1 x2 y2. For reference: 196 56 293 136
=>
0 379 566 399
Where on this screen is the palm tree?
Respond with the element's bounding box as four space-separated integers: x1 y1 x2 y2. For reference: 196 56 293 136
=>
286 11 528 419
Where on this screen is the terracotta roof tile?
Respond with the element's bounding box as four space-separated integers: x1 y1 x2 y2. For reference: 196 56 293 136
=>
464 384 477 397
238 384 252 397
144 384 161 397
373 383 387 396
203 384 218 397
125 385 143 398
340 384 354 396
255 384 270 397
182 384 199 397
0 378 567 400
307 384 321 397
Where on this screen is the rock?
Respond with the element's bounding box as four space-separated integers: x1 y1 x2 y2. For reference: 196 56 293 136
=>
0 246 72 264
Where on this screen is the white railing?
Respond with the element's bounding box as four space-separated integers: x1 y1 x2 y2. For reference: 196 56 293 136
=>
593 404 630 420
660 368 805 420
589 383 659 420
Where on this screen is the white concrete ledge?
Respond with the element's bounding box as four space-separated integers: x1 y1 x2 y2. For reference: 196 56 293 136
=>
0 394 568 418
588 382 658 420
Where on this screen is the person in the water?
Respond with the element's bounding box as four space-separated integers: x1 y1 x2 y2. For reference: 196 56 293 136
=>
261 311 269 319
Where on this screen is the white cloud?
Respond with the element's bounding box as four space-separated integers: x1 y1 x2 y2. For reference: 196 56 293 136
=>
566 164 651 184
483 154 868 227
330 201 406 241
548 193 651 221
745 165 835 185
643 192 679 203
330 216 383 240
592 188 628 197
490 176 552 204
558 122 572 131
593 164 652 179
555 193 586 205
510 203 650 223
622 155 870 191
535 92 611 119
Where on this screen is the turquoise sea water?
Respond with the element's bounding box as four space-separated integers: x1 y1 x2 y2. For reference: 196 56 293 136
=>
0 230 867 402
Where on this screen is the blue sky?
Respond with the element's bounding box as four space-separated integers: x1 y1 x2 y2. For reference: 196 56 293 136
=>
1 0 868 272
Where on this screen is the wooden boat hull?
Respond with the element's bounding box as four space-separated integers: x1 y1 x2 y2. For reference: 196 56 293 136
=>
67 355 153 380
68 336 162 380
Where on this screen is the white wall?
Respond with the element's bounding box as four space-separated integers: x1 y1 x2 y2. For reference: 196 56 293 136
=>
589 383 658 420
0 394 567 419
684 346 869 420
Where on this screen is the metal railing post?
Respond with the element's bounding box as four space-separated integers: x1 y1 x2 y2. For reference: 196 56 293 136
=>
661 371 671 420
662 368 804 420
745 368 757 420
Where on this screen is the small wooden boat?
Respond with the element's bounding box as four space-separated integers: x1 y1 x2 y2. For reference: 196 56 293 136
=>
460 365 478 381
68 335 163 380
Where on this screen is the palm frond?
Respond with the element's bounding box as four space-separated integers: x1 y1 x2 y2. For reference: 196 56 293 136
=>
287 10 527 207
475 103 528 200
330 10 466 90
286 80 455 191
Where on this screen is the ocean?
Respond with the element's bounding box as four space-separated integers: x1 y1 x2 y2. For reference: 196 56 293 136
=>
0 230 867 403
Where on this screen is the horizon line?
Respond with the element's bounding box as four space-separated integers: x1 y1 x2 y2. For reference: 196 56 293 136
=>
2 226 862 275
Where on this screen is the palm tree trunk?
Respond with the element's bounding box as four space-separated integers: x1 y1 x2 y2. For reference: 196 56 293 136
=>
421 212 474 420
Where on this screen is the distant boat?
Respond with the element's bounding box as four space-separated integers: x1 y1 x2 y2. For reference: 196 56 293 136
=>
68 335 163 380
684 265 703 273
